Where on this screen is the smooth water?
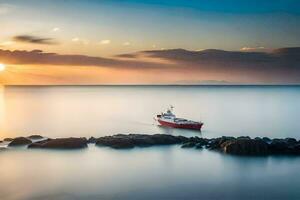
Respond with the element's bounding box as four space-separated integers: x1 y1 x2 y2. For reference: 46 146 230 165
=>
1 85 300 200
1 85 300 139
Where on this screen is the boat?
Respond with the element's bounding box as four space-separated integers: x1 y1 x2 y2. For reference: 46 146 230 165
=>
155 106 203 130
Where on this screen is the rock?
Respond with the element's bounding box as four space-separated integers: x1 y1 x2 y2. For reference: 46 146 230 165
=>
287 144 300 155
269 139 289 154
262 137 272 144
4 138 13 142
95 134 186 149
96 135 134 149
88 137 97 143
150 134 185 145
237 136 251 140
181 142 196 148
2 133 300 156
195 143 204 149
268 138 300 154
206 136 235 150
28 139 52 148
221 138 269 155
284 138 297 145
28 138 87 149
194 138 208 146
27 135 44 140
176 136 190 143
8 137 32 146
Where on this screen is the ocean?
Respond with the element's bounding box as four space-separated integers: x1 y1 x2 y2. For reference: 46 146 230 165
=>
1 85 300 200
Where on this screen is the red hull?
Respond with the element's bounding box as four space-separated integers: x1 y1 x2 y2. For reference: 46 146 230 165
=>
158 119 203 130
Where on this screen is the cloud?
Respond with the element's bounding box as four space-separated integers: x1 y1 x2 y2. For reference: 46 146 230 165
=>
240 46 266 51
71 37 89 45
1 47 300 84
0 48 168 70
13 35 58 45
115 53 137 58
99 40 111 45
119 47 300 83
0 41 14 46
123 42 131 46
0 4 13 15
72 37 80 42
52 27 60 32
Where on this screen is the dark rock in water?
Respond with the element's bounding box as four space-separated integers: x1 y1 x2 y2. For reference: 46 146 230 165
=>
27 135 44 140
269 139 289 154
195 138 209 146
28 138 87 149
262 137 272 144
268 138 300 154
3 133 300 156
150 134 185 145
188 136 202 143
96 134 187 149
96 135 134 149
195 143 204 149
28 139 52 148
181 142 196 148
177 136 190 143
284 138 297 145
221 138 269 155
287 144 300 155
237 136 251 140
4 138 13 142
206 136 235 150
0 147 6 151
8 137 32 146
88 137 97 143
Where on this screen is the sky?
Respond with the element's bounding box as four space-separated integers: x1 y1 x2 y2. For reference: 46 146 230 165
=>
0 0 300 84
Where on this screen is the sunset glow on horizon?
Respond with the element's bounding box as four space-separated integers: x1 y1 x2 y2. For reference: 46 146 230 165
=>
0 0 300 85
0 63 6 71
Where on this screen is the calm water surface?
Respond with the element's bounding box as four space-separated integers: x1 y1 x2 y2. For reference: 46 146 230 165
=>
1 85 300 138
1 86 300 200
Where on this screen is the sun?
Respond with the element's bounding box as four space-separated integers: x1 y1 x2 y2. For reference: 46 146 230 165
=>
0 63 6 71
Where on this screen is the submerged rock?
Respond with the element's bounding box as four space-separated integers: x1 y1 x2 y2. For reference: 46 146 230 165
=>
181 142 196 148
4 138 13 142
268 138 300 154
269 139 289 153
8 137 32 146
237 136 251 140
206 136 235 150
262 137 272 144
284 138 297 145
28 138 87 149
27 135 44 140
2 133 300 156
28 139 52 148
87 137 97 144
96 134 187 149
195 143 204 149
220 138 269 155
